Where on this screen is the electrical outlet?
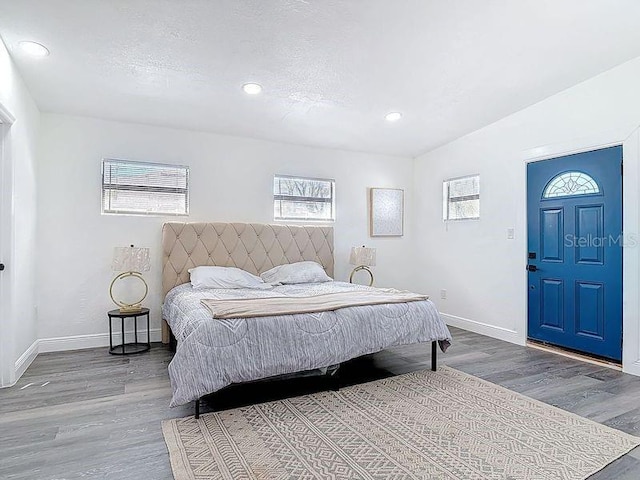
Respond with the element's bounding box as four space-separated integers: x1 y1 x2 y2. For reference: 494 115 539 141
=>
507 228 515 240
440 289 447 300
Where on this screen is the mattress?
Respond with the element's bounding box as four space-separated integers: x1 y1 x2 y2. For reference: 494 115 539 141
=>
162 281 452 406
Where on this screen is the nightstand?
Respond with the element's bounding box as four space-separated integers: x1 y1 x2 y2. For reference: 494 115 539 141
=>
107 308 151 355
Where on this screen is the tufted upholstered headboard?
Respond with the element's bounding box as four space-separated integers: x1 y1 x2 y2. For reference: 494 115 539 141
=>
162 222 334 297
161 222 334 343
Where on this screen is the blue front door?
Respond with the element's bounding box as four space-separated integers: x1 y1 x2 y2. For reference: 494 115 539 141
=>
527 146 623 361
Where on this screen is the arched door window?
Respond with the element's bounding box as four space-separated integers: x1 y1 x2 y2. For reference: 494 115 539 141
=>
542 171 600 198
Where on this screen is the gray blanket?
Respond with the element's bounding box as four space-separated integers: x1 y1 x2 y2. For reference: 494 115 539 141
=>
163 281 452 407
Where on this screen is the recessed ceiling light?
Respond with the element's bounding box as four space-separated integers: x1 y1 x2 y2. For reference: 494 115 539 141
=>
385 112 402 122
18 41 50 57
242 83 262 95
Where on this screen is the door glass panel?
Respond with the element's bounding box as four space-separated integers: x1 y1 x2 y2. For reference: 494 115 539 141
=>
543 171 600 198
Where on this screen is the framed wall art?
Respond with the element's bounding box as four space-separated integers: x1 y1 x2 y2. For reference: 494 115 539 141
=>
369 188 404 237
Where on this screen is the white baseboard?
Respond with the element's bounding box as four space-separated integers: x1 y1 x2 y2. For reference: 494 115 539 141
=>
441 313 526 346
2 329 163 388
38 328 163 353
623 360 640 377
14 340 39 382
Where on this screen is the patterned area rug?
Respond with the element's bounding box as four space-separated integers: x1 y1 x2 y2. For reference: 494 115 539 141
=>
162 367 639 479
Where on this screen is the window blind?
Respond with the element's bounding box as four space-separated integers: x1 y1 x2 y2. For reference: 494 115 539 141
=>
273 175 335 221
102 159 189 216
443 175 480 220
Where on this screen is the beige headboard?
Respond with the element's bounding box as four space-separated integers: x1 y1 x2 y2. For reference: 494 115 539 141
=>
162 222 334 297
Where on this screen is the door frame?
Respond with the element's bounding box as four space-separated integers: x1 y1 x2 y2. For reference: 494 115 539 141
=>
0 101 16 388
522 126 640 376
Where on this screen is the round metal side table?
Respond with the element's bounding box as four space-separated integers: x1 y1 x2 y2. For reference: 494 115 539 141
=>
107 308 151 355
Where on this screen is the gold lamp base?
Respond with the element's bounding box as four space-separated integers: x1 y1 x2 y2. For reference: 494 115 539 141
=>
117 304 144 314
110 271 148 313
349 265 374 287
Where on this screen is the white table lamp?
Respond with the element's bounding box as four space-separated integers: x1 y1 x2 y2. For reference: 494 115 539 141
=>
110 245 151 313
349 246 377 286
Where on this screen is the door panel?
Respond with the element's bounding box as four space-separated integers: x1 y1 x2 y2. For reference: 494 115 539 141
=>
575 206 604 264
575 281 604 339
541 279 564 330
541 208 564 262
527 146 622 361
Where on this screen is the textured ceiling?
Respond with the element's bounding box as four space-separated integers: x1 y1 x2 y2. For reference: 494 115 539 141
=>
2 1 640 157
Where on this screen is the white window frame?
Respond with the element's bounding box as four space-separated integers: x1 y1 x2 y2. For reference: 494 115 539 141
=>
101 159 190 217
443 174 480 221
273 174 336 222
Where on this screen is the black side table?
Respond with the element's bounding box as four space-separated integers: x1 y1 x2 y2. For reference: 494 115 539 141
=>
108 308 151 355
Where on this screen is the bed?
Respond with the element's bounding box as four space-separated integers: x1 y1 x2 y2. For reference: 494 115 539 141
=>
161 222 452 417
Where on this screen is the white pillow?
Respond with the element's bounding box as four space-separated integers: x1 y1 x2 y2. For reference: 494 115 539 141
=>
188 266 270 290
260 261 332 285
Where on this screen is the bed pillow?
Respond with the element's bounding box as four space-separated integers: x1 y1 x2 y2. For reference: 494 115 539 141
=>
188 266 270 289
260 261 332 285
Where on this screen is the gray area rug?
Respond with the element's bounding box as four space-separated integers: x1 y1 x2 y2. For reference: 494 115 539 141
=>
162 366 639 479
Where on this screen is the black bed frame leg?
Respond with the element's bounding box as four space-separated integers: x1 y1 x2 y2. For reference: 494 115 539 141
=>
431 341 437 371
194 398 200 419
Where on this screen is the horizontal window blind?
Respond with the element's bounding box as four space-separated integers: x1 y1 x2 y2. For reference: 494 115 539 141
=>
443 175 480 220
274 175 335 221
102 159 189 216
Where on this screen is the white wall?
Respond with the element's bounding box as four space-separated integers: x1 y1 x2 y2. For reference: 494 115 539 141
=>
30 47 640 377
0 39 40 386
36 114 414 348
413 55 640 375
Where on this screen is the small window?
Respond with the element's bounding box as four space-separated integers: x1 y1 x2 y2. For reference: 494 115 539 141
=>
273 175 335 221
102 159 189 216
543 171 600 198
443 175 480 221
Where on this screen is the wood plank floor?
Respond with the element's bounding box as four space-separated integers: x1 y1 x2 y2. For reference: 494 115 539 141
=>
1 326 639 479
